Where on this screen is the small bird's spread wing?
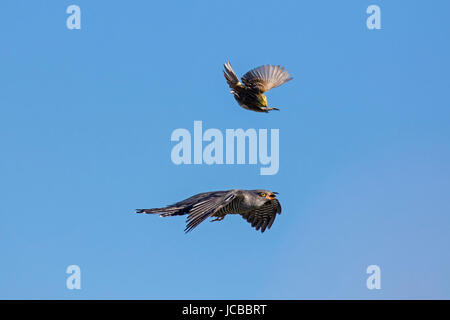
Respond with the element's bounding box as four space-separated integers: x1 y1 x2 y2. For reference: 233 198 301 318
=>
223 61 242 89
184 190 240 233
241 199 282 233
241 65 293 93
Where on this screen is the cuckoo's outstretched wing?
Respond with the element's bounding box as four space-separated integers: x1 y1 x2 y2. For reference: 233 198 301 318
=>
136 191 228 217
241 65 293 93
184 190 241 233
240 199 282 233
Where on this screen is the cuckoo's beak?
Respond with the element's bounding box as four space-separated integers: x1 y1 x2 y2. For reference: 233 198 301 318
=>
266 192 277 200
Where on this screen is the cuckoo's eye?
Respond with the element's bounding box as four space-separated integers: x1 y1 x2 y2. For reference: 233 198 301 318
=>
260 192 266 197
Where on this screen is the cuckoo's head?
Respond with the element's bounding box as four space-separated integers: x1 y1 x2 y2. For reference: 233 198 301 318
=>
250 190 278 205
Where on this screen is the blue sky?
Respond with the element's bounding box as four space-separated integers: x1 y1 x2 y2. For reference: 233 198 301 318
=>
1 0 449 299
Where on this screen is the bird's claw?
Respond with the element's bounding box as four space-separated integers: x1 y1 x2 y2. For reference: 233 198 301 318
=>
211 216 225 222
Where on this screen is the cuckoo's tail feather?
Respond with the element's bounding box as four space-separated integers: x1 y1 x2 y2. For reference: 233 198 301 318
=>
135 206 186 217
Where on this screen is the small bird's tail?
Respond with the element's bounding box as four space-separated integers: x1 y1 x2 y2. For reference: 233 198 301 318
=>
223 61 241 89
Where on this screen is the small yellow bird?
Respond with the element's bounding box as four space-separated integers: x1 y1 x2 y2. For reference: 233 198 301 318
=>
223 61 293 113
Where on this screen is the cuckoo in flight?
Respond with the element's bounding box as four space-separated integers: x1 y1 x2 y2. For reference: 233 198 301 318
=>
223 61 293 113
136 189 282 233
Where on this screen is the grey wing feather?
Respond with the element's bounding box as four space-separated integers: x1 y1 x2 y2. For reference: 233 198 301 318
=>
136 191 228 217
184 190 240 233
241 199 282 233
241 65 293 93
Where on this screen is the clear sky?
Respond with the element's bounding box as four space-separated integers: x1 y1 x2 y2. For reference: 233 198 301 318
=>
1 0 449 299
